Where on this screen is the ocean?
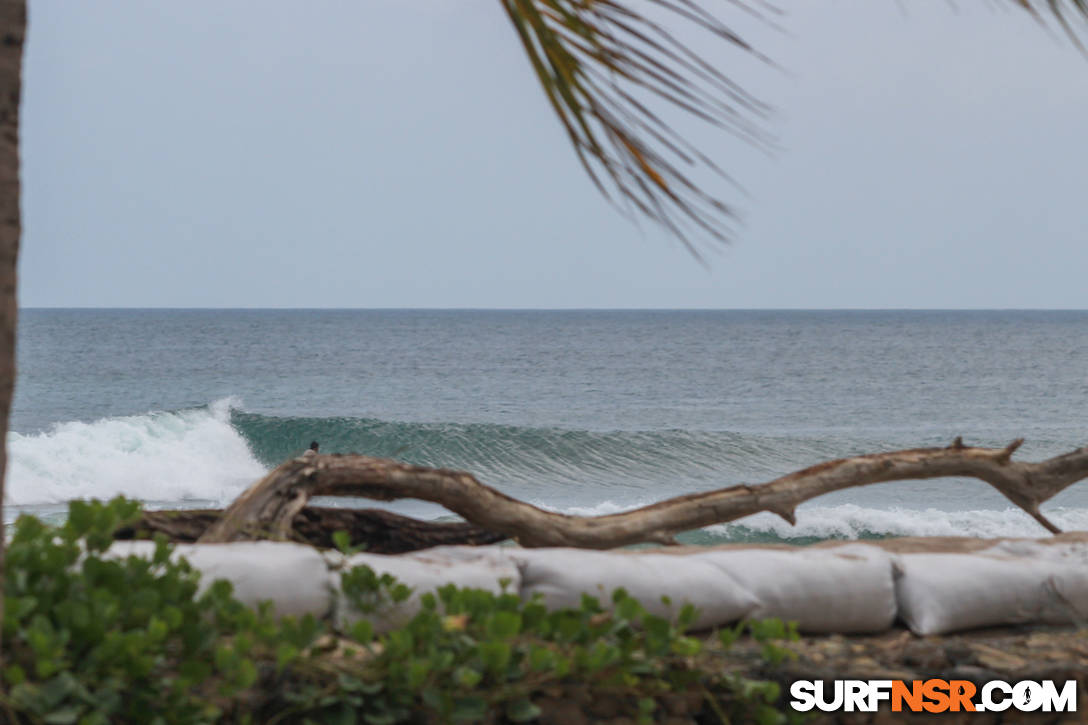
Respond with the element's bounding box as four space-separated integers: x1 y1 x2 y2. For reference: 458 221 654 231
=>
8 309 1088 544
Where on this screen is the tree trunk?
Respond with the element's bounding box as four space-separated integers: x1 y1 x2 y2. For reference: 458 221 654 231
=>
0 0 26 662
199 439 1088 548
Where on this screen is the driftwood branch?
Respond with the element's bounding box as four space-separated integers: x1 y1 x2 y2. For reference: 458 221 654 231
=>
198 439 1088 548
119 507 506 553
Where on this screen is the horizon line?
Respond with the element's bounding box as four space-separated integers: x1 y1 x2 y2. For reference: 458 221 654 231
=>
17 306 1088 312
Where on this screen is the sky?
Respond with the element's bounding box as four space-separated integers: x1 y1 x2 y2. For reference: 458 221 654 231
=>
20 1 1088 309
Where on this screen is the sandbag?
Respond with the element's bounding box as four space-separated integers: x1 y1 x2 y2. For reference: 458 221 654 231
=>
105 540 159 559
893 550 1088 636
334 547 521 632
984 538 1088 567
510 548 759 630
106 540 333 619
691 544 898 633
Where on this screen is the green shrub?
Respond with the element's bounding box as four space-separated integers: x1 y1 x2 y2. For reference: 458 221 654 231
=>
2 498 800 724
2 498 325 724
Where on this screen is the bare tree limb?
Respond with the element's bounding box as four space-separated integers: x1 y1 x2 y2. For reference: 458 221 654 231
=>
115 507 506 553
198 439 1088 548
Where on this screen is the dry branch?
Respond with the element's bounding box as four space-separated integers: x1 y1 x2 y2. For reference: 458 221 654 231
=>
198 439 1088 548
116 507 506 553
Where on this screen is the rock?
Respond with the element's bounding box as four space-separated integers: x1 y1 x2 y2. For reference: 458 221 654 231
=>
970 643 1028 671
902 641 950 670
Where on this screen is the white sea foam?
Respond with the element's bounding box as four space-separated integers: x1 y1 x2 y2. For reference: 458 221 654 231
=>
545 499 655 517
541 499 1088 541
8 402 1086 545
5 398 266 507
702 504 1088 541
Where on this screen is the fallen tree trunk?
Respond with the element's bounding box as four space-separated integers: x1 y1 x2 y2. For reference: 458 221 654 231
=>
198 438 1088 548
118 506 506 553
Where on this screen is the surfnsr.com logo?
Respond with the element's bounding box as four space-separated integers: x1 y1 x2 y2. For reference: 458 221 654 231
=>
790 679 1077 714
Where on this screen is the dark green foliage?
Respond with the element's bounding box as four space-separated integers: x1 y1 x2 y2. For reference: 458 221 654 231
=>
3 498 801 724
2 498 326 724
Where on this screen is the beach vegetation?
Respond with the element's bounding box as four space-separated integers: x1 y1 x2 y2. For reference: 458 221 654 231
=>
2 497 801 724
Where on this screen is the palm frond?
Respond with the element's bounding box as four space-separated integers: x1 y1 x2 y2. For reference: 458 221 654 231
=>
500 0 776 259
503 0 1088 259
1021 0 1088 50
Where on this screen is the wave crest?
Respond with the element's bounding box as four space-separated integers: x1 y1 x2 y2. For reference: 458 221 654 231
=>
228 410 853 490
8 403 1087 544
6 398 264 506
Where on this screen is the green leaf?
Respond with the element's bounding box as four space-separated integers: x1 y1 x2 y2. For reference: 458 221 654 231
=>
214 645 236 672
146 616 168 642
528 645 556 672
332 530 352 554
8 594 38 621
358 680 384 695
161 605 183 629
152 535 172 565
478 641 512 674
66 500 92 537
454 666 482 688
43 706 82 725
420 686 444 710
276 642 299 671
675 602 698 632
390 583 412 604
451 696 488 722
755 704 786 725
407 660 429 688
485 611 522 639
208 578 234 602
350 619 374 644
332 703 356 725
718 627 739 649
671 636 702 657
615 595 643 623
9 682 42 711
236 658 258 689
506 698 542 722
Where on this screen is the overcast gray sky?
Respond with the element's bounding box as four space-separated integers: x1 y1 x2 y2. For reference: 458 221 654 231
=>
20 1 1088 308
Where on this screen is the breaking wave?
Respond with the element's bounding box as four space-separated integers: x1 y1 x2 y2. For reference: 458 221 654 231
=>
6 398 263 506
228 409 863 488
7 401 1086 543
542 500 1088 545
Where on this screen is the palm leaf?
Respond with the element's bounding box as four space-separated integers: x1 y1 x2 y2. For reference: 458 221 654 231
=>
502 0 1088 258
1022 0 1088 50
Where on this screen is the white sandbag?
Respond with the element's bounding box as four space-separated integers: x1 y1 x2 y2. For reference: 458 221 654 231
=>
894 551 1088 636
984 538 1088 567
992 542 1088 623
178 542 334 618
335 548 521 632
106 540 334 619
510 548 759 630
691 544 898 633
104 540 159 559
